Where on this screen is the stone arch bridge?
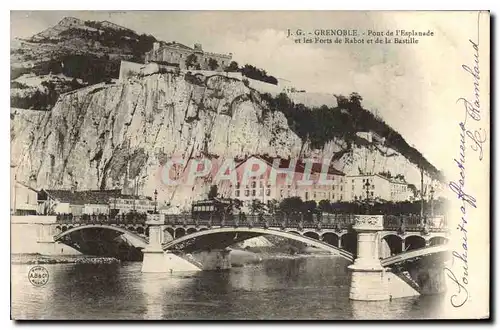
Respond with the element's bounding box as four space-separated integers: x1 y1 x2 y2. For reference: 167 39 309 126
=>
45 213 450 301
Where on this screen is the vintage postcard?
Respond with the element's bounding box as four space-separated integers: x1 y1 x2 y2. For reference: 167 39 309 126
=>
10 10 490 320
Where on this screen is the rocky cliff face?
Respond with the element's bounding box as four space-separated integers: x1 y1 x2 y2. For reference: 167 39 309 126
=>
11 72 302 205
11 70 436 207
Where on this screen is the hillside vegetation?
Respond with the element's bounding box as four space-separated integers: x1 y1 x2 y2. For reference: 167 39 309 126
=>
260 92 443 181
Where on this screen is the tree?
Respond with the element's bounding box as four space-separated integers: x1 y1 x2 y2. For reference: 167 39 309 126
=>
208 58 219 71
250 199 265 215
225 61 239 72
185 54 199 70
318 200 331 213
279 196 303 215
302 200 317 213
208 185 218 200
266 199 279 215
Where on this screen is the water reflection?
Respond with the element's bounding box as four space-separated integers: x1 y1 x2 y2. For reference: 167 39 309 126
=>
12 256 445 320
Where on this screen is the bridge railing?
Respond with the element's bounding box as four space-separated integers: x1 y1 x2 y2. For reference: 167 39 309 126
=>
383 214 448 232
55 213 148 225
55 212 446 232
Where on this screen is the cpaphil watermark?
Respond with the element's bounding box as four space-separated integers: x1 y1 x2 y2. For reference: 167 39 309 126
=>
155 155 341 188
28 266 49 287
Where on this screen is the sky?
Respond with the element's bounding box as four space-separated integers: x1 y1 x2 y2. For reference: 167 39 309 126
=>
10 11 488 177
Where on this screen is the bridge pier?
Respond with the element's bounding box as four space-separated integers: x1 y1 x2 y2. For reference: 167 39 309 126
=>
142 215 202 273
142 216 170 273
348 215 389 301
37 223 58 255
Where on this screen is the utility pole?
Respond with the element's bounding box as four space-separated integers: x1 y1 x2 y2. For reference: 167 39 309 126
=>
420 166 424 226
430 185 435 217
154 189 158 214
364 178 371 215
13 172 17 216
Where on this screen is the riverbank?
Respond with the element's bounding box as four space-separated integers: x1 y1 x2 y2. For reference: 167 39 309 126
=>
230 247 334 267
11 254 120 265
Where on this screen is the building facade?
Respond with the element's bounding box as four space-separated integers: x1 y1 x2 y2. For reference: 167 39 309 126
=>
108 197 156 215
145 42 232 71
220 155 346 206
11 181 39 215
38 189 156 216
345 174 412 202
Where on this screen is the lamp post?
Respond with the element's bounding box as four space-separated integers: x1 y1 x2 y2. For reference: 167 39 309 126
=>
154 189 158 214
364 179 371 215
430 185 435 217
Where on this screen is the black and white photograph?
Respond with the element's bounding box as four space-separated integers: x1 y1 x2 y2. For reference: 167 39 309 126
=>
9 10 490 320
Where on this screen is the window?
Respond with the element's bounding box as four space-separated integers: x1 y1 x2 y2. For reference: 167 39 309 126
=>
371 192 374 197
236 183 240 189
251 182 256 188
352 179 354 183
252 190 256 196
266 189 271 196
235 190 240 197
245 190 250 197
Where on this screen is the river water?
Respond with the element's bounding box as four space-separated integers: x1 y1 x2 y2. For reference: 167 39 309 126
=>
11 256 449 320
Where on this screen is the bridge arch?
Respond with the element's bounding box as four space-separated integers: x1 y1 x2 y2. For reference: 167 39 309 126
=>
381 244 449 267
186 228 197 235
404 235 426 251
303 231 320 240
380 234 403 258
174 227 186 238
165 227 175 239
54 224 148 249
163 227 354 262
429 236 448 246
321 232 339 247
340 232 357 255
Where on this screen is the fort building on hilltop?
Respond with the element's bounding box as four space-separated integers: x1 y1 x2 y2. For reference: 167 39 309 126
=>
145 41 232 71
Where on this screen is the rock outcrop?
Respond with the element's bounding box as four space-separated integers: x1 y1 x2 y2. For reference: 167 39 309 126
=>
11 70 438 208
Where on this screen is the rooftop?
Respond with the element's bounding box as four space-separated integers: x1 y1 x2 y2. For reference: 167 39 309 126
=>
237 155 345 176
41 189 153 205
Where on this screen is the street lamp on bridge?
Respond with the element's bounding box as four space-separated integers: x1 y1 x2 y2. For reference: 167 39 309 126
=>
429 185 435 217
154 189 158 214
364 179 371 214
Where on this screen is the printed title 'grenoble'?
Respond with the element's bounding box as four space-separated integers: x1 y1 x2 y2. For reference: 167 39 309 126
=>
314 29 358 36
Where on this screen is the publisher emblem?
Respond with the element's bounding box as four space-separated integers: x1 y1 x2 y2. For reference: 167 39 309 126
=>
28 266 49 287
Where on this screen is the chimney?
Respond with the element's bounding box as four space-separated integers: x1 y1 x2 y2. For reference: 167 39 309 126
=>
153 42 160 52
